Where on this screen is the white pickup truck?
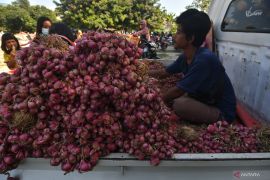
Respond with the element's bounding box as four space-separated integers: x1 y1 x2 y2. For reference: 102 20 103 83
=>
1 0 270 179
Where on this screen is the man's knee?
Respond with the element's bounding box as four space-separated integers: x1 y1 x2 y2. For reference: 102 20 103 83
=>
172 97 190 114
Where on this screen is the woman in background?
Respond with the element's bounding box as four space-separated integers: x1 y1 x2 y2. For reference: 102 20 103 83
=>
1 33 21 69
36 16 52 36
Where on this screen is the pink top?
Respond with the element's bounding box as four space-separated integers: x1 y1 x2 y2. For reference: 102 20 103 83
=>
134 27 150 41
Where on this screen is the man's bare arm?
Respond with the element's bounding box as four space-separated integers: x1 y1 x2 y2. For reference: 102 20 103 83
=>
163 86 185 104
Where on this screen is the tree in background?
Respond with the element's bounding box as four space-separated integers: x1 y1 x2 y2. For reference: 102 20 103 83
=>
164 13 177 33
186 0 212 12
124 0 168 32
0 0 57 33
54 0 132 30
0 5 34 33
29 5 57 23
54 0 176 33
12 0 30 10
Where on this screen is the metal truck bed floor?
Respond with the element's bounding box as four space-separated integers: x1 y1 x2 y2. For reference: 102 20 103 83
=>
2 153 270 180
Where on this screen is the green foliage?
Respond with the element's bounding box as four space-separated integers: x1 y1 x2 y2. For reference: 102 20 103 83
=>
0 0 176 33
29 5 57 22
12 0 30 10
54 0 176 32
164 13 177 33
0 0 57 33
0 5 34 33
186 0 212 12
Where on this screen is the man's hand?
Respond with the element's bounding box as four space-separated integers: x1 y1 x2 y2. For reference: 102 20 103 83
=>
148 69 170 79
162 86 185 104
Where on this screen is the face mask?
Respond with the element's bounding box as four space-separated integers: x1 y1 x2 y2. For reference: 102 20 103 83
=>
42 28 49 35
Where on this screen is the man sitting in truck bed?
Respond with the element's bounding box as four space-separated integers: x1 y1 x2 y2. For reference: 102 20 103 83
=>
149 9 236 124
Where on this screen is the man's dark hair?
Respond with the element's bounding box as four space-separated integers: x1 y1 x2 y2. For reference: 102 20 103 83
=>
176 9 211 47
1 32 21 54
36 16 52 35
49 23 76 45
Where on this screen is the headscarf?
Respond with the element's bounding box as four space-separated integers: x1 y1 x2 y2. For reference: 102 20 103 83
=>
140 20 147 28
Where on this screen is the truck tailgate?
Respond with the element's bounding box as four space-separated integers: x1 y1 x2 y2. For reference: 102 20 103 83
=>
1 153 270 180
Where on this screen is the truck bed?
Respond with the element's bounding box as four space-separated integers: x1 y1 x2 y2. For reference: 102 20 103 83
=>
2 153 270 180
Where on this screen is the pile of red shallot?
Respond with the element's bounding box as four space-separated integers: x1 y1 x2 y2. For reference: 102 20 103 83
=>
0 32 178 175
0 32 269 178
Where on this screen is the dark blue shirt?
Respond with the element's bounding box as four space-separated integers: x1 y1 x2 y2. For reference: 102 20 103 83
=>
166 48 236 122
